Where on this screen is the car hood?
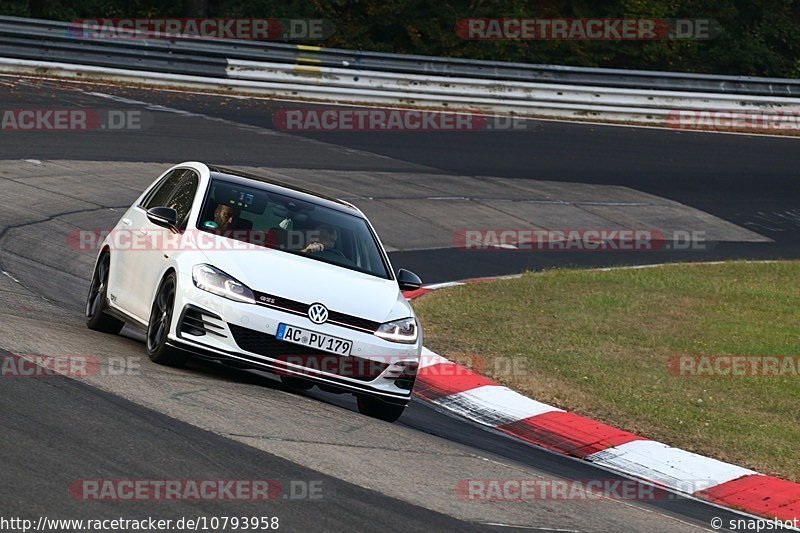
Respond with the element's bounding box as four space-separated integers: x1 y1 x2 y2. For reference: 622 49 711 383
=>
197 241 408 322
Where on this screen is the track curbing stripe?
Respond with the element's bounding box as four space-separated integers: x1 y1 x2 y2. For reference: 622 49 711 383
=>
498 411 644 458
431 385 562 427
409 272 800 522
415 362 496 400
697 474 800 521
585 439 755 493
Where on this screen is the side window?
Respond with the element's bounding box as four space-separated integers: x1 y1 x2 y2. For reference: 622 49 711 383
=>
165 171 200 231
141 170 185 210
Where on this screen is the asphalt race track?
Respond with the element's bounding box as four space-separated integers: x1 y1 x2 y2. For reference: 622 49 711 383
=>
0 75 797 532
3 77 799 283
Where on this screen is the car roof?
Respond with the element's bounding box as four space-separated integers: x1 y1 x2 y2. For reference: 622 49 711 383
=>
206 165 362 216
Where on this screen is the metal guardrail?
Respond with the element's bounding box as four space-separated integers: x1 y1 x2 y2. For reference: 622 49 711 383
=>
3 15 800 96
1 15 800 129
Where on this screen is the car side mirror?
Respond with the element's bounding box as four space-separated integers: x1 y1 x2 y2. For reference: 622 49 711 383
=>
397 269 423 291
147 207 179 233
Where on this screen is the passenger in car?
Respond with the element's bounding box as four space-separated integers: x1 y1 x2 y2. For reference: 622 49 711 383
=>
301 223 337 253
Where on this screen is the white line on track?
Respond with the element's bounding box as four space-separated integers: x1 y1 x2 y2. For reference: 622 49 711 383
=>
479 524 582 532
81 90 422 167
2 271 20 283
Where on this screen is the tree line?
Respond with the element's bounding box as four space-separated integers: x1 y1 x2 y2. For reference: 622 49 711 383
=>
2 0 798 78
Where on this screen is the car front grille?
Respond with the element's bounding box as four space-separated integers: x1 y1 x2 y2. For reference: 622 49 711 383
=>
228 324 388 381
252 290 381 333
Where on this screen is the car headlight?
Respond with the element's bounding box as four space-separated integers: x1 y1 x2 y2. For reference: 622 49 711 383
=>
192 264 255 304
374 317 418 344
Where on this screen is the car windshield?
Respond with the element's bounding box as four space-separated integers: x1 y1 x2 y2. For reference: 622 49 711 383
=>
197 178 390 279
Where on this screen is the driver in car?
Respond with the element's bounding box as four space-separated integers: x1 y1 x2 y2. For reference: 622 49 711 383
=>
206 203 239 235
301 223 337 254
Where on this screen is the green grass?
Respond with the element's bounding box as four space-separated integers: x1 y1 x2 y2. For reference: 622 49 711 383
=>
412 261 800 481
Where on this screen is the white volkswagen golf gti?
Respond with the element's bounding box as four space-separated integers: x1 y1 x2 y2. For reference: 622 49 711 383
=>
85 162 423 422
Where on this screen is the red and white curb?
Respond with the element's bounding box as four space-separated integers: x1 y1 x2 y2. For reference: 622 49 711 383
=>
402 274 522 301
404 276 800 522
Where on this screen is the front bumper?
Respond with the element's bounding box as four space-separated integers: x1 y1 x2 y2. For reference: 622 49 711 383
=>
168 274 421 402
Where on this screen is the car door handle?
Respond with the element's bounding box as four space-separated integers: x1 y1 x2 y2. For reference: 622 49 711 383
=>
122 218 132 226
138 229 149 236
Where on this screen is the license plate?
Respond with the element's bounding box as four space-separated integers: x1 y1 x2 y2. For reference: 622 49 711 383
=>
276 323 352 356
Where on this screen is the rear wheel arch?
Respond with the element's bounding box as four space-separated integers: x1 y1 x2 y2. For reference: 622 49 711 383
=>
85 250 125 334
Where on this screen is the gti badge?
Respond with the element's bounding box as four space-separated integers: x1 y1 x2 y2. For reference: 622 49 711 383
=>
308 303 329 324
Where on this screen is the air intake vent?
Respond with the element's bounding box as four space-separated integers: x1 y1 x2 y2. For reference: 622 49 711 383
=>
179 306 227 338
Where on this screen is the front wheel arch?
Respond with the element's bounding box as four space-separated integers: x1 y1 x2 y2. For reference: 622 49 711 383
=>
145 270 186 367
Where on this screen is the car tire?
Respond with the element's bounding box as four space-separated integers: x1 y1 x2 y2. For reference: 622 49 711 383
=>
356 395 406 423
280 375 314 390
85 252 125 334
146 273 186 367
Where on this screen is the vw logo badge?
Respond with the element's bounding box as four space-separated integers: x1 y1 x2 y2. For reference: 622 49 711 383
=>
308 303 329 324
